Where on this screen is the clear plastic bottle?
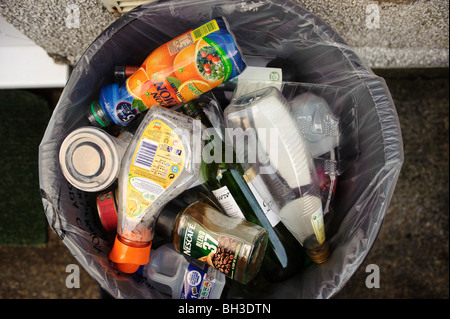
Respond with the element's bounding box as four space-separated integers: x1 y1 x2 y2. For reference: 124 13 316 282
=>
109 105 203 273
290 92 339 158
143 243 226 299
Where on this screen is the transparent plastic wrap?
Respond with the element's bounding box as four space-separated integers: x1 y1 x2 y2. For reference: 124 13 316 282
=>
224 86 330 263
38 0 403 299
232 80 360 176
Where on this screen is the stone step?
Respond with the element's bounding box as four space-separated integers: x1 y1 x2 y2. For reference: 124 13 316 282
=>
296 0 449 68
0 0 448 68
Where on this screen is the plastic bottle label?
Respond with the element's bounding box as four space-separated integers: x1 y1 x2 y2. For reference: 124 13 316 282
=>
99 82 147 126
128 17 245 107
180 262 218 299
311 207 326 245
179 216 242 279
211 185 246 220
234 66 283 99
168 19 220 55
98 18 246 127
126 119 185 218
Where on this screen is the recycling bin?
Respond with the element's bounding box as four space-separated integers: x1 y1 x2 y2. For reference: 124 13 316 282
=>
38 0 404 299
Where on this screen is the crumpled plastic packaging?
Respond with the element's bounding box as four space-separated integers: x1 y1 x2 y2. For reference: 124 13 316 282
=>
38 0 403 299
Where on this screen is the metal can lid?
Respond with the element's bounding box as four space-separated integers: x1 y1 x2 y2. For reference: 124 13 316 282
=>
59 126 120 192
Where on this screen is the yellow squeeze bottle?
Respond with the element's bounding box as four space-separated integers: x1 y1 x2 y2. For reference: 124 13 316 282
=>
109 105 203 273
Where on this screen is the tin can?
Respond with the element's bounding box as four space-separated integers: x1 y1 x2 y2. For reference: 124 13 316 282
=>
59 126 126 192
96 189 119 232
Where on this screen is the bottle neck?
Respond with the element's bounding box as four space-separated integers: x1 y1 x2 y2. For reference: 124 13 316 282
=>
113 65 140 82
88 100 111 128
117 234 151 248
178 99 214 128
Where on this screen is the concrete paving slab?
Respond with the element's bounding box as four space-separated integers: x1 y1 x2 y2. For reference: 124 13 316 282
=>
0 0 448 68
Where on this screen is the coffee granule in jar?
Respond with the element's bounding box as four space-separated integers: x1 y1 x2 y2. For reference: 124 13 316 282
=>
211 236 240 275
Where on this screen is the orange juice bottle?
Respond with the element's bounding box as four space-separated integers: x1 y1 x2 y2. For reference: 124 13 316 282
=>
88 17 246 128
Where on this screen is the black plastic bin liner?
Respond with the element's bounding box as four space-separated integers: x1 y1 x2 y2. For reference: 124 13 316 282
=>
38 0 404 299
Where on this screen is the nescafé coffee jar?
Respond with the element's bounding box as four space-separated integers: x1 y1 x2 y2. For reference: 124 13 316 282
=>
155 198 269 285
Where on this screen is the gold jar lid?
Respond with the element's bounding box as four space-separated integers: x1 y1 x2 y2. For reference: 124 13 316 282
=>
307 241 331 264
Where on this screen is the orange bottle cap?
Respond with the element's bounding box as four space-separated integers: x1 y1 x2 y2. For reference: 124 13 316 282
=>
109 235 151 273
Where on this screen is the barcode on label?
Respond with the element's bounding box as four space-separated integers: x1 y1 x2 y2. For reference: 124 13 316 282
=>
192 19 220 41
133 138 158 170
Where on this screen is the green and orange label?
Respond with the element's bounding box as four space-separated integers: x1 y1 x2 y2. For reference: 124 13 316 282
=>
125 17 246 108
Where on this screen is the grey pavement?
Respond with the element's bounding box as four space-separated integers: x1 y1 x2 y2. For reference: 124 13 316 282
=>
0 0 448 68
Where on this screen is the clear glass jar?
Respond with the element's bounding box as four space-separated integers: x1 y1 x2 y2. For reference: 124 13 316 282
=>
168 200 269 285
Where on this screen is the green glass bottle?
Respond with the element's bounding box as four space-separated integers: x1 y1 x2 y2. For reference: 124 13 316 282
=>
177 96 306 282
